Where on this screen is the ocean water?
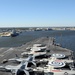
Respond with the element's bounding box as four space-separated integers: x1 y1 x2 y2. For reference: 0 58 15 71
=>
0 30 75 52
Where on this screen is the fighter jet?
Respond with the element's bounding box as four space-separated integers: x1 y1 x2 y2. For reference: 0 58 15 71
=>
44 57 75 75
0 56 36 75
8 54 36 64
21 51 47 58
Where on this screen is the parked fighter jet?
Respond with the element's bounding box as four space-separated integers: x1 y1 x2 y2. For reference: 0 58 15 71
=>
8 54 36 64
44 57 75 75
21 51 47 58
0 56 36 75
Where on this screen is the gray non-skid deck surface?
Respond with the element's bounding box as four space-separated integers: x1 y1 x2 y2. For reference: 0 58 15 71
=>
0 37 72 75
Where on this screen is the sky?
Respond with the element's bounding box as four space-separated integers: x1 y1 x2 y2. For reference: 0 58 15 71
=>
0 0 75 27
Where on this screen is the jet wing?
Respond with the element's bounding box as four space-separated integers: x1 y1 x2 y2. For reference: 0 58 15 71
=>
9 58 26 62
0 65 18 72
5 65 18 69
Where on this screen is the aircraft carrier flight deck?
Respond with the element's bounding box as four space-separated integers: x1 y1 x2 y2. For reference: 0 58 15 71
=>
0 37 74 75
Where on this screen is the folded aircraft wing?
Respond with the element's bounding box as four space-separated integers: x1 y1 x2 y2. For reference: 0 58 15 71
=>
9 58 26 62
0 65 18 73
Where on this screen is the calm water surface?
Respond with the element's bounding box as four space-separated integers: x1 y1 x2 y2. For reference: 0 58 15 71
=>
0 30 75 52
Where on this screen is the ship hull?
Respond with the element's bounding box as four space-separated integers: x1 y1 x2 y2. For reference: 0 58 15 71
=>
11 33 19 37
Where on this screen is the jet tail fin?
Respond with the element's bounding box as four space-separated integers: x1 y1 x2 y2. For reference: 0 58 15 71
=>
28 55 36 66
28 55 35 61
